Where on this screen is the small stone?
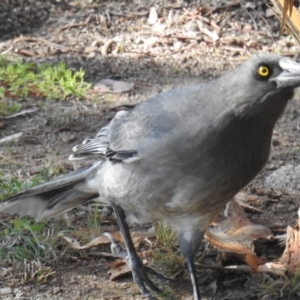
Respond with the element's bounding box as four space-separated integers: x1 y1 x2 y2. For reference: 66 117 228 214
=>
86 52 96 58
148 7 158 25
60 133 76 143
84 46 98 53
174 41 182 51
0 287 12 295
266 8 275 18
53 286 61 294
243 24 252 32
184 21 198 32
265 164 300 194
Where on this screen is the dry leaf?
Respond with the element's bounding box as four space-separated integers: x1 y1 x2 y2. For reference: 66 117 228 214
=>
206 199 274 270
108 261 132 281
197 20 219 41
224 262 286 276
59 229 156 250
235 192 262 213
257 262 287 276
279 209 300 274
58 232 121 249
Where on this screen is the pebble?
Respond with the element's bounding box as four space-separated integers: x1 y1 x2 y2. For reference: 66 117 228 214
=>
148 7 158 25
53 286 61 294
184 21 199 32
265 164 300 194
0 287 12 295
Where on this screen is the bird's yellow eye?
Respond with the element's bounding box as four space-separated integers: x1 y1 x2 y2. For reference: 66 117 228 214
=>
258 65 270 77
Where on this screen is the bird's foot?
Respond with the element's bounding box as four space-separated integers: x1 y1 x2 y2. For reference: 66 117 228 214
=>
144 265 174 282
104 232 173 299
131 258 161 300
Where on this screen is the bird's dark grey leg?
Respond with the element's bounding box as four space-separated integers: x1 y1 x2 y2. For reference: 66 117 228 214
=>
112 204 161 299
186 258 201 300
179 230 204 300
103 232 173 282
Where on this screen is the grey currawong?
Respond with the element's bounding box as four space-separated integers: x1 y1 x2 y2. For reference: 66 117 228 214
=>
1 55 300 299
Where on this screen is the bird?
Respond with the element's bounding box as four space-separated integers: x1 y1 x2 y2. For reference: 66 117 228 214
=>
1 54 300 300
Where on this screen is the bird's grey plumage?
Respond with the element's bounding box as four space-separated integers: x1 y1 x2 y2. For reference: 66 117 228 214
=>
0 163 101 220
2 54 300 300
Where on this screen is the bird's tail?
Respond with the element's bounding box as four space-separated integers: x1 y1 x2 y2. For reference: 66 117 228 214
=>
0 162 102 221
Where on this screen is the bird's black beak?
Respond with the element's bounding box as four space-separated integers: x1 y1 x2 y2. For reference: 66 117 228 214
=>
272 58 300 89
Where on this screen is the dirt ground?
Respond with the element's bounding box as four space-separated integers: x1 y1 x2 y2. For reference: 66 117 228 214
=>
1 1 300 299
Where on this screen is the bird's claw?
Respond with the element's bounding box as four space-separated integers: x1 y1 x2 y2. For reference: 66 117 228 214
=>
144 265 174 282
131 260 161 299
104 232 173 298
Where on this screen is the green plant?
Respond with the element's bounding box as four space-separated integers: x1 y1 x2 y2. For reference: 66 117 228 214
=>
21 260 56 284
158 288 176 300
0 99 22 116
153 222 185 275
85 202 104 238
0 217 57 262
0 56 92 116
0 169 54 200
155 222 178 249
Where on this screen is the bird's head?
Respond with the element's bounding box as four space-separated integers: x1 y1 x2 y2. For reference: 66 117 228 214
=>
218 55 300 120
239 54 300 88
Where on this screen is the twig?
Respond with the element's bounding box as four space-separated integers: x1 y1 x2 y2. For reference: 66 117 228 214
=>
197 20 219 41
210 1 241 14
108 10 149 17
239 1 258 31
17 49 35 57
0 46 13 55
222 46 249 53
13 36 80 53
101 39 116 56
55 15 92 34
0 132 23 144
5 108 38 119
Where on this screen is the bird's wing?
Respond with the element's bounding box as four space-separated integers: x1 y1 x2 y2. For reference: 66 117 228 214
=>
69 97 178 162
70 85 223 163
0 163 101 220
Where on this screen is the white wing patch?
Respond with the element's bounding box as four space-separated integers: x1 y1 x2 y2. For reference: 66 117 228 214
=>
68 110 140 163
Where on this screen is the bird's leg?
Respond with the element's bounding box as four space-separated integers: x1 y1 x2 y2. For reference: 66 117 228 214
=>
186 258 201 300
112 204 162 299
179 230 204 300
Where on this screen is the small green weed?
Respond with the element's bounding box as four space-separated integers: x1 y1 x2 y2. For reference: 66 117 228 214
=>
154 222 185 274
155 222 178 250
86 203 104 237
0 168 54 200
0 99 22 116
0 217 57 262
158 288 176 300
0 56 92 116
21 260 56 284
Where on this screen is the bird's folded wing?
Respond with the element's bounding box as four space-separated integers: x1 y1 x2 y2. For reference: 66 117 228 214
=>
69 86 219 163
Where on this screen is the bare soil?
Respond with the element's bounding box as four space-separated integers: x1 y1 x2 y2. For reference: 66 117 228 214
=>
1 1 300 299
